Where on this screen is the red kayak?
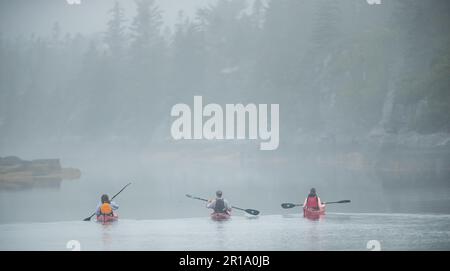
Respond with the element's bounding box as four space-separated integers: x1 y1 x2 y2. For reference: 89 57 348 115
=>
210 211 231 221
96 213 119 224
303 206 325 220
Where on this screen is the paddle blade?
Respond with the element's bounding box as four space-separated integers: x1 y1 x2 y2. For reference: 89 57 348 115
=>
83 217 92 221
281 203 299 209
339 200 351 203
185 194 193 198
245 209 260 216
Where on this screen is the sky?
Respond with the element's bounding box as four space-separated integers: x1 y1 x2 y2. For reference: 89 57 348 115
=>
0 0 215 38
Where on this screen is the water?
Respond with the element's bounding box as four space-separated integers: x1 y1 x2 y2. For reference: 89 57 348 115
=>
1 212 449 250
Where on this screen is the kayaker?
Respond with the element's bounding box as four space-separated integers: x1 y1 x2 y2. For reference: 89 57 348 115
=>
207 190 231 214
303 188 325 210
96 194 119 216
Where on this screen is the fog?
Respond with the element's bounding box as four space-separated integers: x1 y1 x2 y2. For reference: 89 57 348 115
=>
0 0 449 224
0 0 212 37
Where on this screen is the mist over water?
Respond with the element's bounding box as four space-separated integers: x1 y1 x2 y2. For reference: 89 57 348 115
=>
1 0 450 228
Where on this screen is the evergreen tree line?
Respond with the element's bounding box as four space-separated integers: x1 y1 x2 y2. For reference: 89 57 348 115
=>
0 0 449 148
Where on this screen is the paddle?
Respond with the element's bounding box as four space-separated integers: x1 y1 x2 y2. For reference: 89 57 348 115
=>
83 182 132 221
186 194 260 216
281 200 351 209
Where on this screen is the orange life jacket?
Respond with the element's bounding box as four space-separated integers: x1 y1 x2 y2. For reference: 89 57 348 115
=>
100 203 113 215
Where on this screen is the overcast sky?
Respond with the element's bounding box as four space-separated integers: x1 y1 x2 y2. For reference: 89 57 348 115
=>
0 0 215 38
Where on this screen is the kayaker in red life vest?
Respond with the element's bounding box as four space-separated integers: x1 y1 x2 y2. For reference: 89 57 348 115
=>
96 194 119 216
207 190 231 214
303 188 325 210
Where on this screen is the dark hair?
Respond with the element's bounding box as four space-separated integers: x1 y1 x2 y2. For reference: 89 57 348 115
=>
216 190 223 198
308 188 317 197
101 194 110 204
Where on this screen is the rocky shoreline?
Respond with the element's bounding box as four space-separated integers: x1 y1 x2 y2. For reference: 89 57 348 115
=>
0 156 81 190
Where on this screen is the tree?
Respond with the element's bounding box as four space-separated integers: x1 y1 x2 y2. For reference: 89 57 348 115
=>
51 21 61 43
392 0 450 133
311 0 342 50
169 11 206 98
130 0 163 59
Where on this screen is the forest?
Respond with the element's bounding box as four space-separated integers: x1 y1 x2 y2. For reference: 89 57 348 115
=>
0 0 449 150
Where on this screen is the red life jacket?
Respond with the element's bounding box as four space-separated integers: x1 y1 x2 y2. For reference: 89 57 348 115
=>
306 196 319 209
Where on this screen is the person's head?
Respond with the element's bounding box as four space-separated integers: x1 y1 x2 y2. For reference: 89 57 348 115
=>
309 188 317 196
216 190 223 198
101 194 110 204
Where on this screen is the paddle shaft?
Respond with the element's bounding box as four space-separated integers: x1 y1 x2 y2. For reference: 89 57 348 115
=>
83 182 131 221
189 196 208 202
186 194 259 215
281 200 351 209
324 200 350 204
110 182 132 201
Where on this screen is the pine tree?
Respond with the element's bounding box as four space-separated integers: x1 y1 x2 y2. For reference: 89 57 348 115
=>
311 0 341 49
52 21 61 42
251 0 265 29
130 0 163 58
104 1 126 57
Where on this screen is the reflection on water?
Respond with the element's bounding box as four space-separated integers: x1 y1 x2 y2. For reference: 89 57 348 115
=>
213 220 226 250
101 224 114 250
306 221 321 251
0 213 449 250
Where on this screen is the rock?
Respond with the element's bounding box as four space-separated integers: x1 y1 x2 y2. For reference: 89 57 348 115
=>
0 156 23 166
0 157 81 190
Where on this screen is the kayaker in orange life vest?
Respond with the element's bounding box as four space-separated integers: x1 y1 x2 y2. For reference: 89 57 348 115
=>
303 188 325 210
207 190 232 213
96 194 119 216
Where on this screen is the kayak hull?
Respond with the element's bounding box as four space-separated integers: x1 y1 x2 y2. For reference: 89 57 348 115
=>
96 213 119 224
210 212 231 221
303 206 325 220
